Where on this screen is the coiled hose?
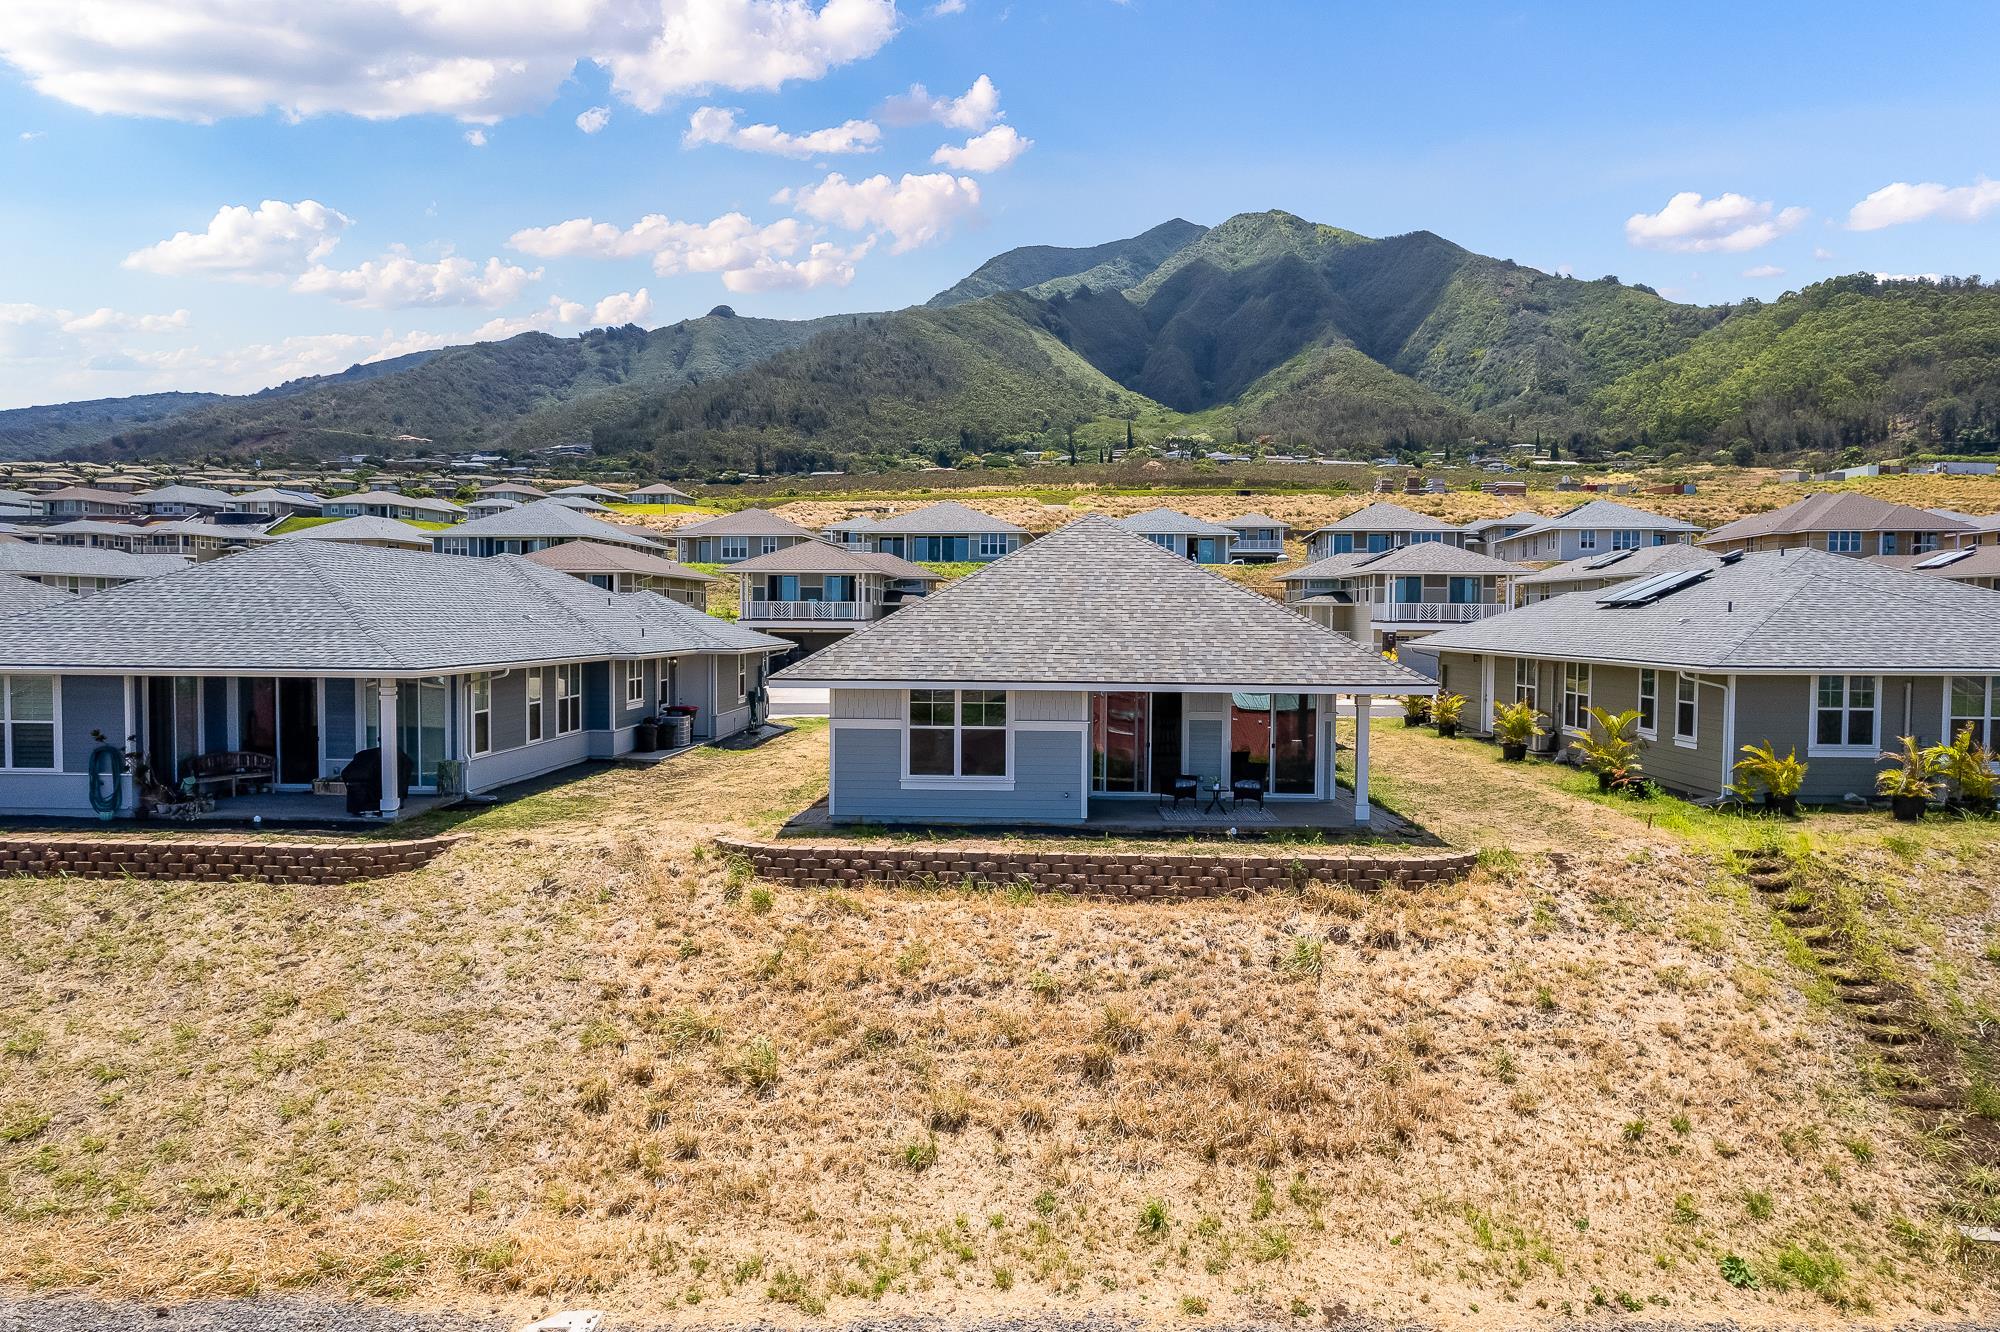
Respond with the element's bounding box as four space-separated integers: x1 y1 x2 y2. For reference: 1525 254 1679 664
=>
88 743 123 817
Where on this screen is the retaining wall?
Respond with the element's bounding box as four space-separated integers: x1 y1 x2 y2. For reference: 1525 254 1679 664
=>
715 836 1475 899
0 833 462 885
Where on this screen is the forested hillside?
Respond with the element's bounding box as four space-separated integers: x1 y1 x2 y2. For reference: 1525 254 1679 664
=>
926 219 1207 307
0 391 224 457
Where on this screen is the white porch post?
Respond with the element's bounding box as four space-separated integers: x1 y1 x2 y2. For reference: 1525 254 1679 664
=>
377 678 400 816
1352 694 1372 825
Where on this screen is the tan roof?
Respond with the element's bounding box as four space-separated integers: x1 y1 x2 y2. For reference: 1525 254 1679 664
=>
728 542 943 579
1702 492 1974 544
671 508 819 539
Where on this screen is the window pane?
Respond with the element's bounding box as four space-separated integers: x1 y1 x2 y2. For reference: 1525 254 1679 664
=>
1816 711 1843 746
9 721 54 769
8 675 53 722
910 690 952 726
1953 676 1985 723
1816 676 1841 709
961 690 1006 726
960 728 1007 777
1848 676 1875 710
909 727 954 775
1847 710 1874 747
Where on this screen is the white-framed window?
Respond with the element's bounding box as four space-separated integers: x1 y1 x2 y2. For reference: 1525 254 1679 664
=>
977 533 1008 558
907 689 1008 779
1637 668 1658 738
1 675 57 770
737 658 749 705
1408 531 1444 544
1826 530 1862 555
625 661 644 706
1578 529 1598 551
1562 662 1591 732
468 672 492 755
761 536 780 555
1880 533 1899 556
1674 673 1698 745
1948 676 2000 748
1811 674 1877 753
1612 529 1640 550
720 537 749 561
526 670 544 743
556 663 583 734
1514 657 1538 715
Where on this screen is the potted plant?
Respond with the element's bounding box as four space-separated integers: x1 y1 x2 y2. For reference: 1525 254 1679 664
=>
1572 706 1647 793
1876 735 1939 822
1431 692 1468 739
1492 700 1545 760
1930 724 1998 815
1399 695 1431 728
1732 740 1807 816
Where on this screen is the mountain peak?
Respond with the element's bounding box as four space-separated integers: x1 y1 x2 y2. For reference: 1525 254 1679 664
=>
926 218 1208 308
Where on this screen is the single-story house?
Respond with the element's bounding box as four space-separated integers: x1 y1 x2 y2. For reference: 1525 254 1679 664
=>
670 509 821 564
841 500 1029 562
1873 546 2000 592
272 516 436 551
1276 544 1526 648
224 488 325 518
1114 508 1240 563
1487 499 1700 563
321 490 466 523
1700 493 1974 558
1304 501 1468 559
41 486 141 519
464 497 521 519
0 542 190 592
1223 513 1290 562
478 482 551 504
1930 510 2000 546
0 540 787 821
732 542 943 657
137 520 268 560
1515 543 1724 604
132 484 237 518
523 541 717 605
628 483 694 503
550 484 625 501
552 495 613 514
35 520 147 551
773 516 1433 827
0 490 48 519
1402 548 2000 802
435 498 665 556
86 474 154 495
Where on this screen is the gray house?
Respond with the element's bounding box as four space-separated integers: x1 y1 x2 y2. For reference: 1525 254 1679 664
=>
1304 502 1466 558
132 484 237 518
774 517 1431 827
322 490 466 523
1487 498 1699 563
435 499 665 557
832 500 1028 562
0 540 785 821
1276 544 1527 649
1403 549 2000 802
671 509 820 564
733 542 942 657
1114 508 1239 563
1222 513 1290 562
0 543 189 593
1515 543 1724 604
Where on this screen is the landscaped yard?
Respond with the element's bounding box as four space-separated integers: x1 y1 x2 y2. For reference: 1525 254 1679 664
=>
2 722 1997 1325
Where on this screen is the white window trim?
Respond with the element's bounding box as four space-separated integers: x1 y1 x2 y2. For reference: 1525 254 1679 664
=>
900 688 1014 790
1943 675 2000 749
0 673 62 773
1806 673 1882 758
467 672 493 756
1561 662 1592 736
1636 667 1658 740
1673 672 1699 748
526 669 545 744
719 537 749 561
624 661 644 707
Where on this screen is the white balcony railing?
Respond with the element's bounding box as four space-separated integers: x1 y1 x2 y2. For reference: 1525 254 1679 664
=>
1229 539 1286 554
1373 602 1507 624
744 599 875 622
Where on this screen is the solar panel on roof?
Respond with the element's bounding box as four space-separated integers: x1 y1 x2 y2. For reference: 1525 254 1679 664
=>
1916 548 1975 569
1582 549 1637 571
1596 567 1710 606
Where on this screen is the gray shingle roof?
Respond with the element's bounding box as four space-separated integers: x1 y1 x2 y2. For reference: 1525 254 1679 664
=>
1113 507 1239 537
1223 512 1289 530
271 516 436 549
523 541 716 582
327 489 465 516
1508 498 1699 539
628 483 693 500
552 495 612 513
134 484 236 508
671 508 819 539
0 543 190 580
40 486 138 506
1514 543 1724 587
444 498 664 549
230 487 325 506
478 482 549 498
1278 544 1526 582
551 484 625 499
1419 548 2000 673
0 573 71 617
1701 492 1975 544
1873 548 2000 581
775 516 1433 692
0 540 783 675
730 542 943 579
1462 510 1547 534
861 500 1028 536
1305 501 1460 536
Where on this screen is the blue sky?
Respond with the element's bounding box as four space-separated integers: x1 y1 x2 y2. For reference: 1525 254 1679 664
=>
3 0 1997 410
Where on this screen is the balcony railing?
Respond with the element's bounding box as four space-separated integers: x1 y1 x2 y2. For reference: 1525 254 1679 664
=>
1373 602 1507 624
743 599 876 622
1229 539 1286 554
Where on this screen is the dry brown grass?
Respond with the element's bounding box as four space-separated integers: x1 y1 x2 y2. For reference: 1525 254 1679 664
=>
2 724 1995 1325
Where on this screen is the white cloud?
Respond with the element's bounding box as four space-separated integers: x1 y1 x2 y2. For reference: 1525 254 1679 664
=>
576 105 612 134
18 130 43 141
593 287 654 324
722 237 870 291
1624 191 1806 253
683 105 880 156
123 199 351 280
783 170 981 251
930 123 1030 172
1741 264 1784 279
463 127 488 147
1847 177 2000 231
510 210 830 284
292 254 542 309
1873 271 1944 284
878 73 1001 130
1813 246 1835 261
929 0 967 12
0 0 898 123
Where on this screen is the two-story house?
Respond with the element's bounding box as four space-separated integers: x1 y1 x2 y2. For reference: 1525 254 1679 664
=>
1461 512 1546 550
435 499 665 557
1699 493 1974 558
671 509 821 564
132 484 237 519
731 542 943 658
1114 509 1239 563
1486 499 1700 563
835 501 1028 562
1222 513 1290 562
1302 502 1467 558
1276 544 1526 649
322 490 467 523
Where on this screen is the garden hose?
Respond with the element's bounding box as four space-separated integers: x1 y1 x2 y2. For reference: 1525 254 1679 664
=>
88 744 123 817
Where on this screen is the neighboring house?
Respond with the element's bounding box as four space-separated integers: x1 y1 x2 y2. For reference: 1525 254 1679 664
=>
464 497 521 519
1514 543 1725 604
1931 510 2000 546
822 516 877 548
1873 546 2000 592
225 488 325 518
321 490 466 523
842 500 1028 562
36 520 148 551
524 541 717 606
552 495 613 513
732 543 943 657
1461 511 1546 550
435 499 665 556
1276 544 1526 648
132 484 236 518
1403 549 2000 802
137 520 268 560
477 482 550 504
773 516 1432 827
550 484 625 501
41 487 141 519
89 474 153 494
272 516 436 551
628 483 694 503
1223 513 1290 562
0 540 787 821
0 490 49 519
1303 502 1466 557
1114 509 1239 563
1699 493 1974 558
0 542 189 593
0 573 72 617
1486 499 1701 563
670 509 821 564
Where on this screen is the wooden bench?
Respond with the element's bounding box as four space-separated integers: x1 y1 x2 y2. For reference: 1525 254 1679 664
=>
184 751 274 797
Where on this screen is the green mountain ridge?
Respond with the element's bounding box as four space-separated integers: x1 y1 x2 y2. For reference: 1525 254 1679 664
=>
926 219 1208 308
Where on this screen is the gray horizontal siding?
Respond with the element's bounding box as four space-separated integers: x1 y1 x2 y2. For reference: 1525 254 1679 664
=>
831 726 1083 824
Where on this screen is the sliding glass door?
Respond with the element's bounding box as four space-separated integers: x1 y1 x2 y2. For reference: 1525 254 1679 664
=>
1228 693 1319 795
1090 691 1150 793
362 677 449 791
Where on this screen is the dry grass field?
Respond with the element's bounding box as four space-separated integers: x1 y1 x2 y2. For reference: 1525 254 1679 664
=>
5 722 2000 1326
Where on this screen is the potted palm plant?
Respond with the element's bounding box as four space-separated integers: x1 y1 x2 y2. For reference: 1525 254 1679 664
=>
1930 724 1998 815
1491 700 1545 761
1572 706 1647 793
1400 695 1431 728
1732 740 1806 816
1431 692 1468 739
1876 735 1939 822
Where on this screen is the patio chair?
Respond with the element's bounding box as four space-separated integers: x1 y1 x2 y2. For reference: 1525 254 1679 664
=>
1230 777 1266 809
1168 774 1200 807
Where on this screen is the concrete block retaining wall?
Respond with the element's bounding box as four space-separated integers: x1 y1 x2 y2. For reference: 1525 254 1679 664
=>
715 836 1476 899
0 834 462 885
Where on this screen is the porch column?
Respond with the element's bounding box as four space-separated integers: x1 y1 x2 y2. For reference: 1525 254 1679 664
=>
377 678 400 816
1352 694 1372 825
